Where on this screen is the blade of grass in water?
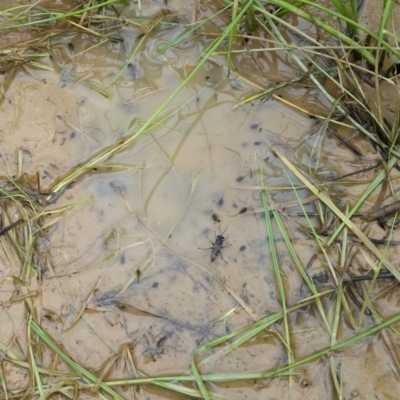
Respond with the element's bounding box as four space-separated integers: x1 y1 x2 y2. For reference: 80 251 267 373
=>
329 284 343 398
191 354 212 400
374 0 393 123
329 228 344 399
261 191 293 384
330 0 358 38
246 0 258 31
27 316 44 398
227 0 240 76
0 362 8 400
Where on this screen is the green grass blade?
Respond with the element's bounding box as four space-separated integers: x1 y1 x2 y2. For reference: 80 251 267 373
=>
191 356 211 400
261 191 293 383
27 317 44 398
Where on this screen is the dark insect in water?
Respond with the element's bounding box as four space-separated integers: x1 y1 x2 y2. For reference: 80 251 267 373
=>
199 226 229 262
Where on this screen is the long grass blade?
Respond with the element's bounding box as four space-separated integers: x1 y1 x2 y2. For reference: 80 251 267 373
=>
261 191 293 383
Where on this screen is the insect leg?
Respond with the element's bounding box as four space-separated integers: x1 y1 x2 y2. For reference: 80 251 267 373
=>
206 235 216 245
218 250 228 264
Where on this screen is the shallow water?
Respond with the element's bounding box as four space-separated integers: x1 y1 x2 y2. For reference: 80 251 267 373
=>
1 1 400 399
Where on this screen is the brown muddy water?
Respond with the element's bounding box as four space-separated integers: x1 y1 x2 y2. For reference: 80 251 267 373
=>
1 1 400 399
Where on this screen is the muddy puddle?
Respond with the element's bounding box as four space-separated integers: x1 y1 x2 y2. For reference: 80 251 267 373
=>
1 1 400 399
